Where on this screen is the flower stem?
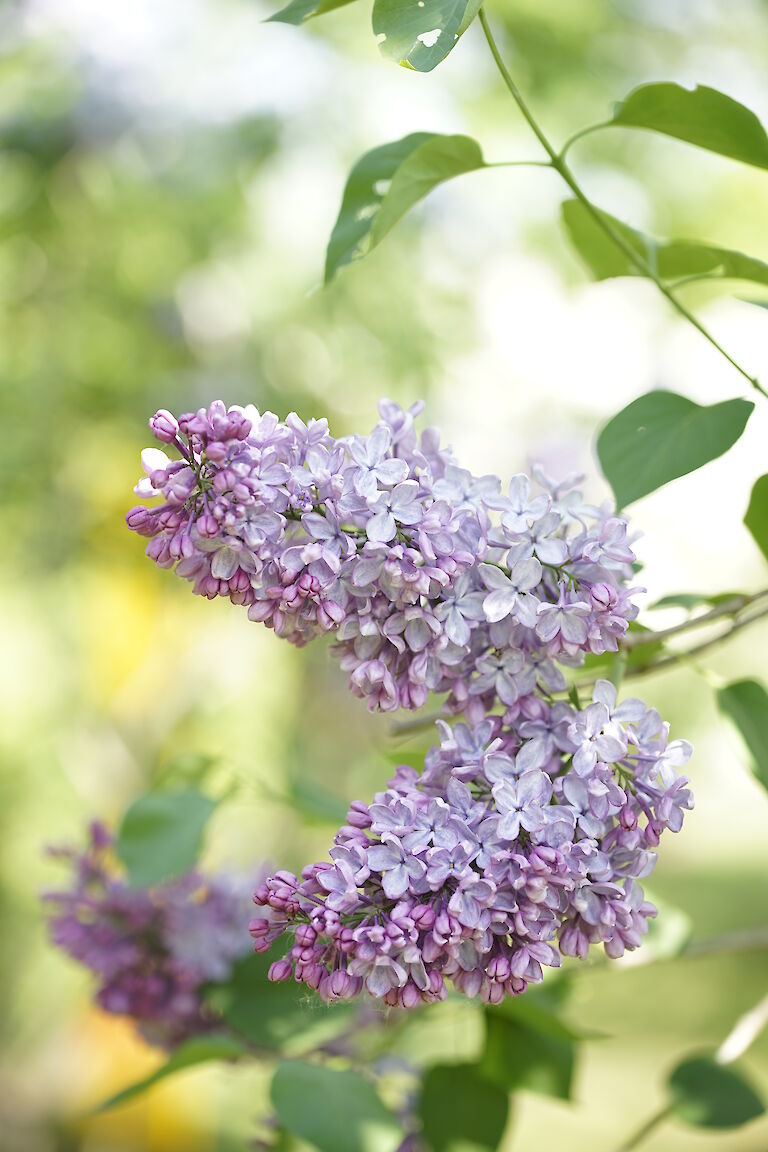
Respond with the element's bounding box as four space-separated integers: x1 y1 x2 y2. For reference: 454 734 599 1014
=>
618 599 768 683
477 7 767 399
613 1105 673 1152
623 589 768 649
612 989 768 1152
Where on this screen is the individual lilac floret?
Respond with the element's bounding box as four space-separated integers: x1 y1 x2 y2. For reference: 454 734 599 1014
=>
252 682 692 1007
44 822 257 1048
127 399 641 714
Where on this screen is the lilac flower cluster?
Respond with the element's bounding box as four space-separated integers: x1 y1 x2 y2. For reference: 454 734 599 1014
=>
127 399 639 713
251 682 692 1006
44 822 255 1047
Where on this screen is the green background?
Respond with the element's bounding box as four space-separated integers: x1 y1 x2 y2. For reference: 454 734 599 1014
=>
2 0 768 1148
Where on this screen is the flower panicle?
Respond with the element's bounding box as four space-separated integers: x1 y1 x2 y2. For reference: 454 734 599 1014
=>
127 398 640 715
44 822 259 1047
252 682 692 1007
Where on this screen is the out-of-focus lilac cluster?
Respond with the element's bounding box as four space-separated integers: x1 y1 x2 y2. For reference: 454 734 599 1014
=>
127 399 639 713
251 682 692 1006
44 822 255 1047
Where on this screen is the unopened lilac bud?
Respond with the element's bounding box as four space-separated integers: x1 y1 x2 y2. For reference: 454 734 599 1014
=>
213 469 236 494
644 820 662 847
428 971 446 999
150 409 179 444
401 983 421 1009
303 963 325 990
329 970 351 999
486 955 510 982
411 904 436 930
619 804 637 830
195 513 218 538
268 959 293 983
338 927 356 954
126 506 153 532
590 582 616 612
345 801 371 828
295 924 316 947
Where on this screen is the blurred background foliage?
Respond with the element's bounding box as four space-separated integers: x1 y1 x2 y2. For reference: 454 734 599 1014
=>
2 0 768 1148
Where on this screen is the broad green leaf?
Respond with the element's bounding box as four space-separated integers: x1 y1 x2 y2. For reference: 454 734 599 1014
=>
562 199 768 286
612 83 768 169
489 982 599 1042
388 999 485 1068
284 773 348 825
206 950 353 1051
95 1034 245 1112
115 788 216 888
326 133 485 281
419 1063 509 1152
480 1009 575 1100
271 1061 402 1152
597 390 753 508
267 0 356 25
372 0 480 72
668 1055 765 1128
745 473 768 562
717 679 768 790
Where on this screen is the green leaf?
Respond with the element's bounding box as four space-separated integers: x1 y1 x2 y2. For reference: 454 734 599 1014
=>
612 83 768 169
326 133 485 281
480 1009 575 1100
267 0 356 25
372 0 479 72
95 1034 245 1112
668 1055 765 1128
271 1061 402 1152
115 788 216 888
567 684 581 709
284 773 348 825
717 679 768 790
206 950 353 1051
650 591 744 610
597 390 753 508
419 1063 509 1152
745 474 768 562
562 199 768 286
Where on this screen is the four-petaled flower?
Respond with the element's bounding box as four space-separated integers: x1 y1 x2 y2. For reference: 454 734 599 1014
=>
348 423 409 501
493 769 553 841
367 834 427 899
366 481 423 542
480 558 542 626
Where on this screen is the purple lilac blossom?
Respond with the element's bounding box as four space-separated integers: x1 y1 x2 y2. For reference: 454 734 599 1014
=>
250 681 692 1007
127 399 640 714
44 822 257 1047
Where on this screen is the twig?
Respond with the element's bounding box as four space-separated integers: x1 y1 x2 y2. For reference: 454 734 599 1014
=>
622 590 768 649
477 7 766 398
612 986 768 1152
